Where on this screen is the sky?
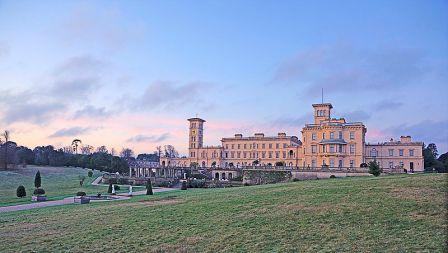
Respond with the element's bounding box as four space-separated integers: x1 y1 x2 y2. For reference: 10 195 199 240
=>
0 0 447 155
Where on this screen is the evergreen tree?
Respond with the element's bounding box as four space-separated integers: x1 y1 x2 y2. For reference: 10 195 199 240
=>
34 170 41 188
146 180 153 195
181 181 187 190
368 160 382 177
108 182 113 193
16 185 26 198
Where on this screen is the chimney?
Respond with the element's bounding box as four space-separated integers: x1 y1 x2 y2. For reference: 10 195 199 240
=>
278 133 286 137
254 133 264 138
400 136 412 143
234 134 243 139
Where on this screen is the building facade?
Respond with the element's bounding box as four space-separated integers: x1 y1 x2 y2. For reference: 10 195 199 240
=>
161 103 424 171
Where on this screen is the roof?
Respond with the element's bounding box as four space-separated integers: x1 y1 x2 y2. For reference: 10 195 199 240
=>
312 103 333 109
187 117 206 122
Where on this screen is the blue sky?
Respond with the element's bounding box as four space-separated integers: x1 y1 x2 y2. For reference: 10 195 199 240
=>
0 0 447 154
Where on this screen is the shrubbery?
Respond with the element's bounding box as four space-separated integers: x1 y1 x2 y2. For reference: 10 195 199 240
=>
146 180 153 195
16 185 26 198
114 184 120 190
76 191 86 196
33 188 46 195
181 181 187 190
330 175 336 178
368 161 382 177
87 170 93 177
188 179 206 188
108 183 113 193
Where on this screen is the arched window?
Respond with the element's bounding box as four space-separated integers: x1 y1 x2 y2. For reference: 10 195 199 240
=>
202 161 206 167
222 173 226 180
371 148 377 157
228 173 233 180
215 172 219 179
289 150 294 158
289 162 293 167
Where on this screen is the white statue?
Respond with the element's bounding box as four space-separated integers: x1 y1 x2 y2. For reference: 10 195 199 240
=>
112 184 116 194
129 185 133 196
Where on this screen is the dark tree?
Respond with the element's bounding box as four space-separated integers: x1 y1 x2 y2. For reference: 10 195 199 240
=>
427 143 438 159
108 182 113 193
181 181 187 190
1 130 10 169
368 160 382 177
34 170 41 188
16 185 26 198
146 180 153 195
88 170 93 177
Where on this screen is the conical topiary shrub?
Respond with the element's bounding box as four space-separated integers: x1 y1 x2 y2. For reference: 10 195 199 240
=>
16 185 26 198
108 182 113 193
34 170 41 188
146 180 153 195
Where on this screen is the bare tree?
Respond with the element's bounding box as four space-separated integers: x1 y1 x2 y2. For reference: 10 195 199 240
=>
156 146 162 157
81 145 93 155
110 148 116 156
120 148 134 159
164 145 179 158
96 145 108 153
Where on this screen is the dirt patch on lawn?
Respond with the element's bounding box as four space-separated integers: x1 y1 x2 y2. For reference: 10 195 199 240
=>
119 197 184 208
389 187 439 201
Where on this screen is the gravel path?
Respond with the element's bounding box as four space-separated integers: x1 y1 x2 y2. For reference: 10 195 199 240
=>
0 187 177 213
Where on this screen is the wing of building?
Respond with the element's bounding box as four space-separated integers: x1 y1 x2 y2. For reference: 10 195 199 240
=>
161 103 424 172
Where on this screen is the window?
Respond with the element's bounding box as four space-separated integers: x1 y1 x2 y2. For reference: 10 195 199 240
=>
231 152 234 158
244 144 247 149
231 144 234 149
399 161 404 167
237 152 240 158
191 152 195 157
330 159 335 168
275 152 279 158
269 151 273 158
330 145 335 153
237 144 240 149
225 144 229 149
283 143 287 148
338 131 343 139
322 133 326 139
269 143 272 149
311 160 316 168
371 148 377 157
276 143 279 149
399 149 403 156
312 133 316 140
338 160 343 168
330 132 334 139
389 149 394 156
389 161 394 168
311 145 317 153
409 149 414 157
243 152 247 158
338 144 343 153
350 160 354 168
322 145 326 152
225 152 228 158
350 132 355 140
350 144 355 154
262 152 266 158
283 151 286 158
262 143 265 149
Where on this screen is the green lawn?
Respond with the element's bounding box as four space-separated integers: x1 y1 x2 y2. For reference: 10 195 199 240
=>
0 166 142 206
0 173 446 252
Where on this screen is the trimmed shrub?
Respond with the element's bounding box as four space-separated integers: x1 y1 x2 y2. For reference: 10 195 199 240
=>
33 188 46 195
292 178 300 182
87 170 93 177
181 181 187 190
108 183 113 193
188 179 206 188
191 173 207 180
146 180 153 195
113 184 120 190
368 161 382 177
330 175 336 178
16 185 26 198
34 170 41 188
76 191 86 196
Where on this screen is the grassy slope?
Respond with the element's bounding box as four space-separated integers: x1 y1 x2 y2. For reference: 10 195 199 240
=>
0 174 446 252
0 166 141 206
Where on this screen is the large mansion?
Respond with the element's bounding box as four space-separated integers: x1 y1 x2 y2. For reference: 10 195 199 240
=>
161 103 424 171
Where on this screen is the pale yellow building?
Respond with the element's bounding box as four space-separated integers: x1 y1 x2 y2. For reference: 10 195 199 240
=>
161 103 424 172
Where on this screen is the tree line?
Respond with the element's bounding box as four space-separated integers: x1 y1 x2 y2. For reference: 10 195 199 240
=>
0 131 182 174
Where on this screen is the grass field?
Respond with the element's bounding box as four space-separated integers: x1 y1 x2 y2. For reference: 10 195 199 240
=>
0 166 142 206
0 173 446 252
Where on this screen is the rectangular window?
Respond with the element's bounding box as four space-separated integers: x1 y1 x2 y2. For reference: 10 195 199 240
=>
389 161 394 168
269 143 272 149
350 144 355 154
231 144 234 149
312 133 316 140
350 160 354 168
311 160 316 168
225 144 228 149
191 152 195 157
262 143 265 149
350 132 355 140
330 159 335 168
276 143 279 149
231 152 234 158
283 151 286 158
322 133 326 139
338 131 343 139
338 160 343 168
330 132 334 139
225 152 228 158
338 144 343 153
237 152 241 158
243 152 246 158
269 152 273 158
399 149 403 156
330 145 335 153
399 161 404 167
311 145 317 153
237 144 240 149
409 149 414 156
262 152 265 158
275 152 279 158
244 144 247 149
389 149 394 156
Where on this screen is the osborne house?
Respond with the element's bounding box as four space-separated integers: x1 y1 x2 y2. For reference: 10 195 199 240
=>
160 103 424 172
